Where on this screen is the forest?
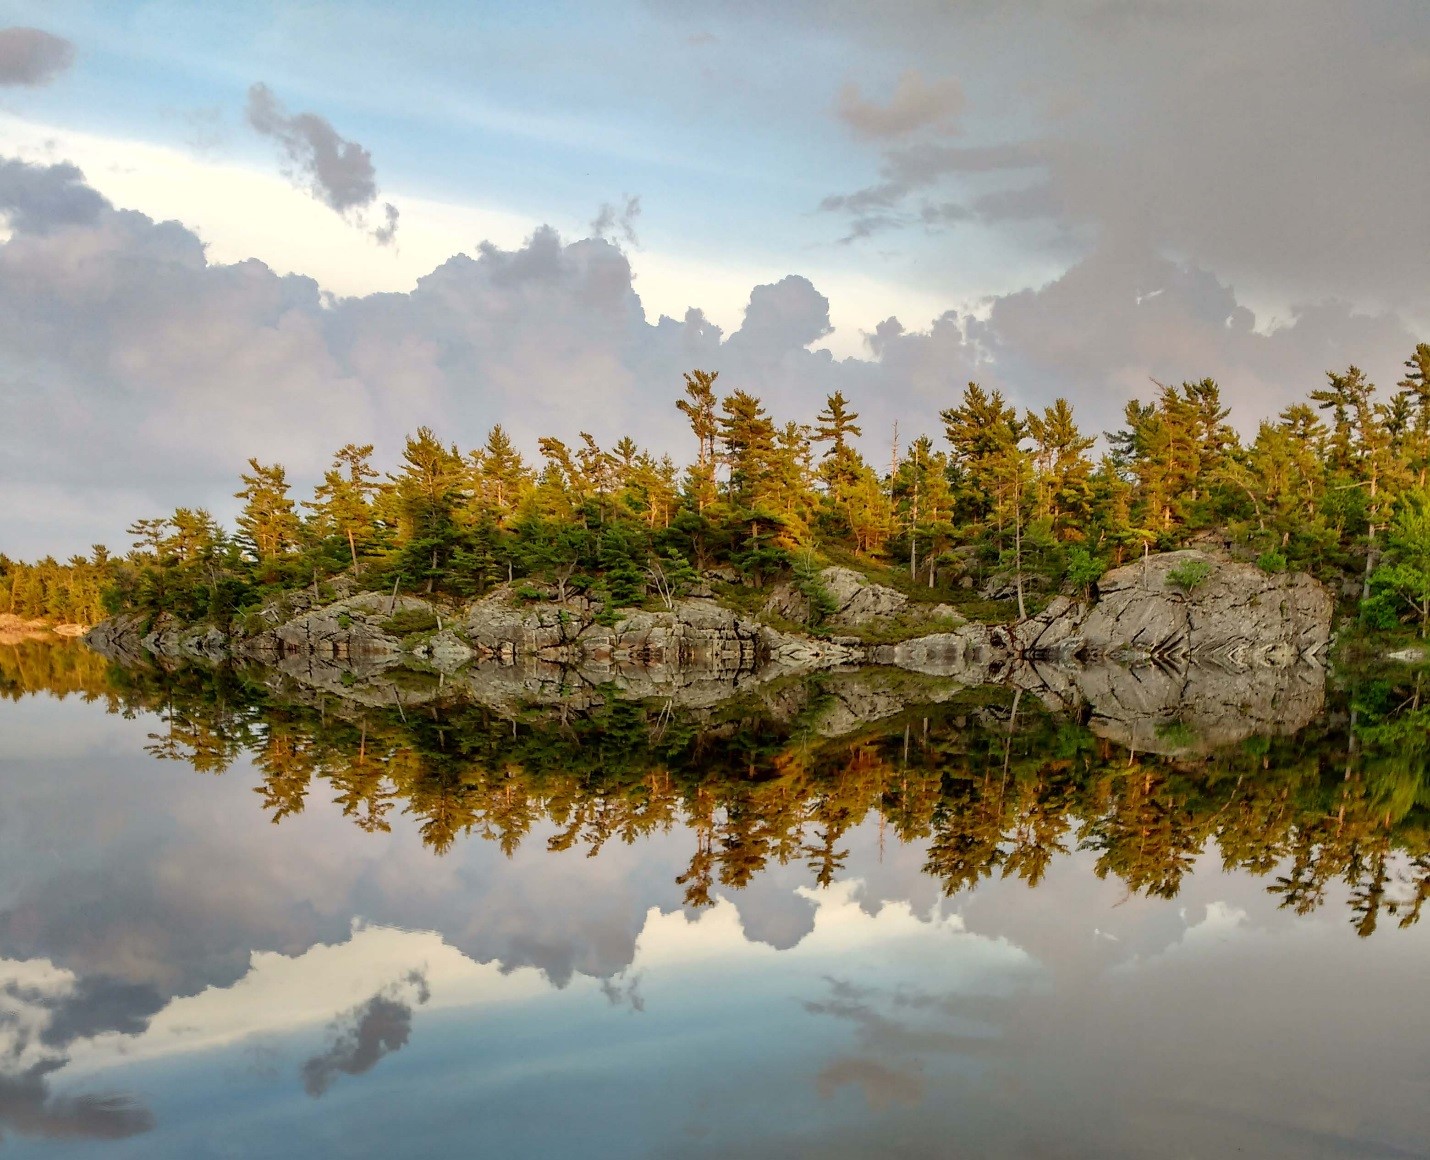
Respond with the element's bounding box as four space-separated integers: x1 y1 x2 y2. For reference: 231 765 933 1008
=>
4 346 1430 638
4 639 1427 936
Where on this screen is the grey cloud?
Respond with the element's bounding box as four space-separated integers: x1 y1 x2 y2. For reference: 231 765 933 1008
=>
0 28 75 87
372 201 399 247
590 194 641 248
726 274 833 356
246 83 397 244
836 69 964 139
301 971 430 1097
798 3 1429 314
0 159 107 234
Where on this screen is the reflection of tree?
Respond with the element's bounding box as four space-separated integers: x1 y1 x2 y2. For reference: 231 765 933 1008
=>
30 653 1430 936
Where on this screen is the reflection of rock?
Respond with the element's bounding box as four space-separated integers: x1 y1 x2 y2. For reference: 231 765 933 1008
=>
802 669 964 738
1028 658 1328 756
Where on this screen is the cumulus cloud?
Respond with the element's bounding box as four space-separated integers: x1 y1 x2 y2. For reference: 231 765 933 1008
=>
835 69 964 139
300 971 430 1096
0 159 106 233
0 28 75 87
245 83 398 245
0 155 1418 560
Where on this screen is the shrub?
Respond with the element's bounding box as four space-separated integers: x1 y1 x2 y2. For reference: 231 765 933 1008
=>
1064 546 1105 597
1166 558 1213 593
792 559 838 625
382 608 440 636
1360 590 1402 632
1256 550 1288 574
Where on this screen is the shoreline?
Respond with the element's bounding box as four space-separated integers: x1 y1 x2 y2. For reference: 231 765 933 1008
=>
0 614 89 645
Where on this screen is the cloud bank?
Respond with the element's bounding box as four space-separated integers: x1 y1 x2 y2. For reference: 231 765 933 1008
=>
0 155 1418 559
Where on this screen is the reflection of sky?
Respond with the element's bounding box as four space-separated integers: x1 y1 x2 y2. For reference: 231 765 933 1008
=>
2 696 1428 1157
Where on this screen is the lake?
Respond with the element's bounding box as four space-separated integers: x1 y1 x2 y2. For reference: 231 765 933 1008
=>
0 640 1427 1158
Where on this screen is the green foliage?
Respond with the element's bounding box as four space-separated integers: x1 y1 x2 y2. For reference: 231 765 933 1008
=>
791 557 838 624
1256 550 1288 573
1166 559 1213 592
382 608 440 636
1063 545 1105 596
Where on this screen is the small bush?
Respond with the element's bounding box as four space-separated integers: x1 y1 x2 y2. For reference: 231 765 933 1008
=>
792 560 838 625
337 612 353 629
1256 551 1288 574
1359 591 1401 631
1166 559 1213 593
1064 546 1105 597
382 608 440 636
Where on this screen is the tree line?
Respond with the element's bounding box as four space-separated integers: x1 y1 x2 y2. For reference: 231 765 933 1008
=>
6 345 1430 634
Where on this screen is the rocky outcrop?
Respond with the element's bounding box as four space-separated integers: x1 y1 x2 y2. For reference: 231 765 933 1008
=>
246 592 440 660
1014 551 1332 664
763 566 963 632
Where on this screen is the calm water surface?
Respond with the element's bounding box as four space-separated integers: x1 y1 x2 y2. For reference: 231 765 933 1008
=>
0 642 1427 1158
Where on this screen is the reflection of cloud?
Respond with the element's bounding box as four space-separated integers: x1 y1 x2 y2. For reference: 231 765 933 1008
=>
0 959 155 1141
1109 901 1248 975
835 69 964 140
598 973 645 1013
300 970 429 1097
803 974 1010 1113
0 1066 152 1141
815 1056 923 1109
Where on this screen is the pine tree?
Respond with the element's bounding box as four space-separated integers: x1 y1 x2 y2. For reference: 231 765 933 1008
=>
308 443 379 571
1025 398 1094 537
677 369 720 514
234 460 301 562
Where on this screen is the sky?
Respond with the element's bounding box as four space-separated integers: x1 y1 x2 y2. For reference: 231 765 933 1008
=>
0 0 1427 558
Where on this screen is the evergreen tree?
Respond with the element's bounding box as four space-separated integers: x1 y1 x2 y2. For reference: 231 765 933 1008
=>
308 443 379 571
234 459 301 562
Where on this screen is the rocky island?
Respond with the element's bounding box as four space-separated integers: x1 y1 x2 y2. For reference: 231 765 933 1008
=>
86 547 1334 757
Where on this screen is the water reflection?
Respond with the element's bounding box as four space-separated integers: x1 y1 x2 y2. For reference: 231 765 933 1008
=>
2 642 1429 1156
4 640 1428 936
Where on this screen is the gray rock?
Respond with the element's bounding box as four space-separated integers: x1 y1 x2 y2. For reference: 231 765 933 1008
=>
1078 550 1332 662
246 591 435 661
819 566 908 626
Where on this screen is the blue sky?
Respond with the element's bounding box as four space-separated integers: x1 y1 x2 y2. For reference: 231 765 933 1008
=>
0 1 1426 556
